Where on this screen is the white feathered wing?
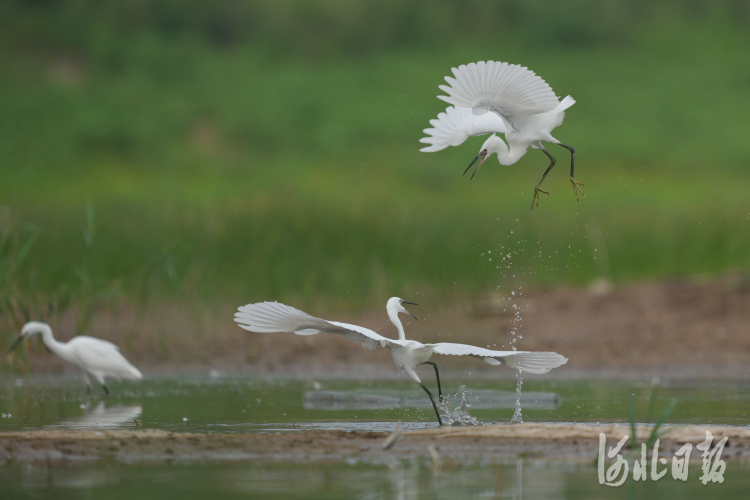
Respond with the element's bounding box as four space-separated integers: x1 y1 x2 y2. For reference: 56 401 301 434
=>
235 302 568 374
430 343 567 374
67 336 143 381
437 61 561 131
420 105 507 152
235 301 406 350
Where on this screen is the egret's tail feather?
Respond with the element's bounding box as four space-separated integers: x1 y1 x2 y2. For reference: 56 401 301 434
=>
104 359 142 381
554 95 576 113
125 365 143 380
503 352 568 374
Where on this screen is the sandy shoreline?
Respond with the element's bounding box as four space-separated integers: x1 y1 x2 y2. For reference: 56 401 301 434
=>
2 423 749 465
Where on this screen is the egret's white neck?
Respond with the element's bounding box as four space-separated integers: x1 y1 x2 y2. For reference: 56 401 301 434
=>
484 134 526 166
387 308 407 341
33 324 70 359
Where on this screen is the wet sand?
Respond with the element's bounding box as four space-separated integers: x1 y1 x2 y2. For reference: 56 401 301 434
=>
2 423 749 465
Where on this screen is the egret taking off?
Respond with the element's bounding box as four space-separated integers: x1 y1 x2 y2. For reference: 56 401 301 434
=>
235 297 567 425
420 60 582 210
8 322 143 397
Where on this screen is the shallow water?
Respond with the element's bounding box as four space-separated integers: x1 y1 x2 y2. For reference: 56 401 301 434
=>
2 375 750 498
1 458 749 499
1 375 749 432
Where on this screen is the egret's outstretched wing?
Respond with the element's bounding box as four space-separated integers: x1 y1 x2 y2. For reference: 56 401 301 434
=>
437 61 560 130
235 302 394 350
419 106 507 152
431 343 567 374
68 337 143 380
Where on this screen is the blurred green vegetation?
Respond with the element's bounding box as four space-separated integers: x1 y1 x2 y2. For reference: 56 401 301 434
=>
1 0 749 317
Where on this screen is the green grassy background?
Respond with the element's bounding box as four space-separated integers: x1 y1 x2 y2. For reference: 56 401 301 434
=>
1 0 749 325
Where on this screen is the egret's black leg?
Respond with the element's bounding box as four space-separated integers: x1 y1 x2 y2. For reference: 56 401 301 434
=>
102 385 110 399
558 143 584 201
419 383 443 426
538 146 557 184
83 373 93 399
531 146 557 211
559 143 575 177
422 362 447 403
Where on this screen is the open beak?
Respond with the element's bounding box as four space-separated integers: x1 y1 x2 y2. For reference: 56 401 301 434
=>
8 335 25 354
470 152 488 180
401 301 419 321
463 152 487 179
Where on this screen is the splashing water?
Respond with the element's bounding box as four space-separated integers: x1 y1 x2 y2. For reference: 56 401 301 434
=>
510 369 524 424
507 286 524 424
438 386 480 426
507 288 523 351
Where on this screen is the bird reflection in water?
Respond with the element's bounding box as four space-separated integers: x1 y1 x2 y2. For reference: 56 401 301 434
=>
56 402 142 430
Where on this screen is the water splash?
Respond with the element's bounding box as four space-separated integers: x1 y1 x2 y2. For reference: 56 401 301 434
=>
510 369 524 424
438 386 480 426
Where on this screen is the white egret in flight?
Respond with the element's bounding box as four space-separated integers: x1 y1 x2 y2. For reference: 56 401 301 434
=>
420 60 582 210
8 322 143 397
235 297 567 425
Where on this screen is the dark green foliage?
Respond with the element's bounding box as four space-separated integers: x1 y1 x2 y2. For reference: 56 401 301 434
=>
1 1 749 314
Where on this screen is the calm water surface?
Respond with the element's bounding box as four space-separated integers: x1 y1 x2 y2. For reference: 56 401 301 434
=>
1 375 749 499
1 457 748 499
2 375 749 432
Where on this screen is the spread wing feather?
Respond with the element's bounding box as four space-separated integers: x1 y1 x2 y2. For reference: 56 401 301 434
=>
431 343 567 374
437 61 560 129
420 106 507 152
235 302 395 350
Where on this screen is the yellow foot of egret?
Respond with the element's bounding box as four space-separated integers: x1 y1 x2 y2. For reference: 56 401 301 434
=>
531 186 549 211
570 177 585 202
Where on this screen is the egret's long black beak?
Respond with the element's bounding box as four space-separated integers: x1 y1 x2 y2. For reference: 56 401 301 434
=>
464 153 481 177
401 301 419 321
470 152 487 180
8 335 25 354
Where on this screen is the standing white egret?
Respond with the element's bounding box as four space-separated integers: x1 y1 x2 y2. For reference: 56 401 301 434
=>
235 297 567 425
420 60 582 210
8 322 143 397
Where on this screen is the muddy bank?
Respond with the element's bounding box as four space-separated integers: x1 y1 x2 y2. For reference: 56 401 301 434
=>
5 273 750 378
2 423 749 465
